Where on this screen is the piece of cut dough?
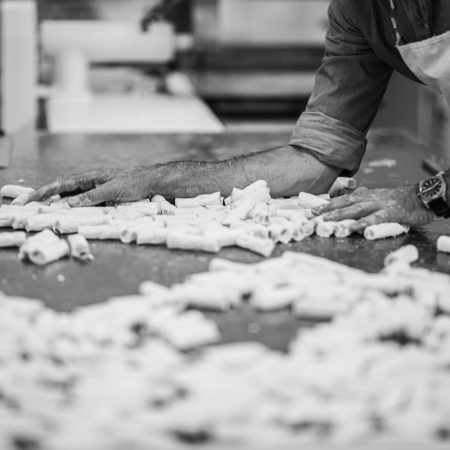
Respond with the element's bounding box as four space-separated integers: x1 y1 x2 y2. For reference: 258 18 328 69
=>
0 184 34 199
166 230 220 253
19 230 69 265
0 231 26 247
78 225 121 240
235 234 275 257
298 192 329 209
175 192 222 208
384 245 419 267
364 223 409 240
437 235 450 253
68 234 93 261
328 177 357 198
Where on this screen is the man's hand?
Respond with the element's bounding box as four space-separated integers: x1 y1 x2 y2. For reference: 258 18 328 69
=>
312 186 435 231
29 167 152 207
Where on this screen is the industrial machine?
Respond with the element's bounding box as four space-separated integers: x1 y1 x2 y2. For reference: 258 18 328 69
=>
40 0 223 133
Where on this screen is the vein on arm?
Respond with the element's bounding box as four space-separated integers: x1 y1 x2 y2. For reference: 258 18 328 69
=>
147 145 340 200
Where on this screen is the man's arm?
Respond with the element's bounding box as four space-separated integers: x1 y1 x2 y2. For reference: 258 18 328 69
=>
289 0 393 175
28 0 390 206
30 146 339 207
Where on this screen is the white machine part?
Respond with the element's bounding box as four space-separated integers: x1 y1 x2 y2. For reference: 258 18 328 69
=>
41 20 176 102
41 20 224 133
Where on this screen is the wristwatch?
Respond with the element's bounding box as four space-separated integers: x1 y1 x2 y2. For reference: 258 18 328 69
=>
417 171 450 218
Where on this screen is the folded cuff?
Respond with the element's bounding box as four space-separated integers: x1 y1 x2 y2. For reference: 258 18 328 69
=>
290 111 367 174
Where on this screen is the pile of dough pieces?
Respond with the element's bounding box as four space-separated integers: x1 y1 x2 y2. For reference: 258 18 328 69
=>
0 178 412 265
1 247 450 449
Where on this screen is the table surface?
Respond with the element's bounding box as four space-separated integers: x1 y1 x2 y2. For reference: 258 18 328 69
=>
1 127 449 352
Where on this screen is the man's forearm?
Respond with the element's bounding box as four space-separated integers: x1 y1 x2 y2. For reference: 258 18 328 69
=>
149 146 340 200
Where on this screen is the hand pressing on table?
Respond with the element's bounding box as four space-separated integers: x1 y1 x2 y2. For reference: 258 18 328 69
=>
312 186 435 232
26 146 340 206
28 167 152 206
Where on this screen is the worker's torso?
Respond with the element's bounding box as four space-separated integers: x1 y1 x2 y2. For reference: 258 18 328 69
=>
339 0 450 83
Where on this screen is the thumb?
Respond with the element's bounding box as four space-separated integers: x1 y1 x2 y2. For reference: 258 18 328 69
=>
68 182 119 207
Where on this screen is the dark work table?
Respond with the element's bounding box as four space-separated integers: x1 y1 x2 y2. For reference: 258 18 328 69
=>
1 127 449 351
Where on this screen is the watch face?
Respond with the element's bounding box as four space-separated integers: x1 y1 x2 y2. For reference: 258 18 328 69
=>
421 177 444 200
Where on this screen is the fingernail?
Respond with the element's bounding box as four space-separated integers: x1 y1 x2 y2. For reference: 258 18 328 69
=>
69 197 80 206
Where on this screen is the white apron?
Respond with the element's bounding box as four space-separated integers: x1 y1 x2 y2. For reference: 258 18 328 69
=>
389 0 450 107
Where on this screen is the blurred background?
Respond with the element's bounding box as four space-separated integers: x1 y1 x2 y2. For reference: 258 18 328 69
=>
1 0 449 148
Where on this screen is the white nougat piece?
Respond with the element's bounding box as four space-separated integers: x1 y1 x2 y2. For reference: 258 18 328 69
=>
19 230 69 265
173 206 208 216
0 231 26 247
78 225 121 240
269 217 295 244
298 192 329 209
138 279 172 298
45 205 111 215
25 214 60 232
114 203 159 217
223 189 271 226
364 223 409 240
0 212 14 228
19 229 59 253
237 186 271 206
12 212 33 230
206 227 242 247
250 202 271 225
1 202 41 212
224 187 242 205
136 227 167 245
175 192 222 208
384 245 419 267
328 177 357 197
68 234 93 261
315 220 339 238
235 234 275 257
172 284 238 311
437 235 450 253
269 198 300 211
0 184 35 199
11 191 35 206
222 197 256 225
229 220 270 239
251 285 301 311
241 180 268 195
293 218 315 241
151 195 177 215
54 215 109 234
226 180 268 205
161 311 220 350
334 219 357 238
166 230 220 253
28 238 69 266
49 198 71 209
120 225 141 244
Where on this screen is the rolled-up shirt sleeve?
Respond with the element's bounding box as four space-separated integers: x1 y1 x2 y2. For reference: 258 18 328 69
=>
290 0 393 174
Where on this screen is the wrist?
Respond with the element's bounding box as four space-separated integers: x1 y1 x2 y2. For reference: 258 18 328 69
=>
443 170 450 203
416 172 450 218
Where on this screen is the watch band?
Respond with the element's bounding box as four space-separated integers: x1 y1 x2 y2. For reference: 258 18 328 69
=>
428 197 450 218
417 171 450 218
